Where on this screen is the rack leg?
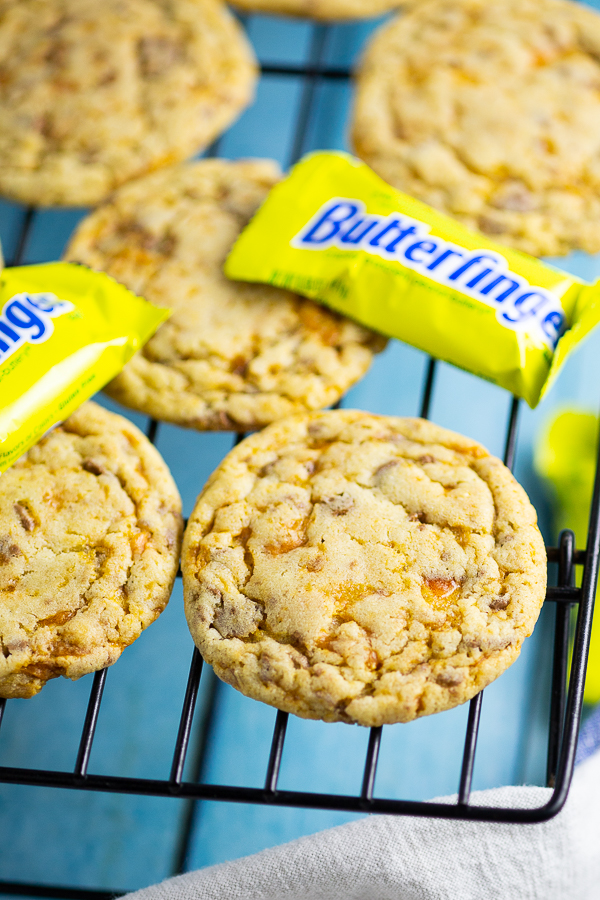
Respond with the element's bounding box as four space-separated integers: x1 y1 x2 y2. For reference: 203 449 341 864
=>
547 530 575 787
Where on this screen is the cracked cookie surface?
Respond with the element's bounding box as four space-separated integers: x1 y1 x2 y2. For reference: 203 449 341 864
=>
0 401 182 699
183 410 546 726
0 0 256 206
352 0 600 257
65 159 385 431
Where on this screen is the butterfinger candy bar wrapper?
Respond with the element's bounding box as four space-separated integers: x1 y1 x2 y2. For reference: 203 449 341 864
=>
0 261 169 473
225 151 600 407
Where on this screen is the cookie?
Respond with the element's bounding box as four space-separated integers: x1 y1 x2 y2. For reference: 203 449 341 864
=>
351 0 600 257
64 159 385 432
182 410 546 727
229 0 404 22
0 401 182 699
0 0 257 206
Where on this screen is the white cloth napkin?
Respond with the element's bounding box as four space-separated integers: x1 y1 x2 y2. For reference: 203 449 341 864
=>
126 712 600 900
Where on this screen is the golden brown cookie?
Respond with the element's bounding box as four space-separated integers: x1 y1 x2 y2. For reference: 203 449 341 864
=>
229 0 404 22
64 159 385 432
0 401 182 699
0 0 257 206
182 410 547 726
351 0 600 257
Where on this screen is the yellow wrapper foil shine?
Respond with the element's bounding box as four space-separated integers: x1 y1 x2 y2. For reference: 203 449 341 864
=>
0 261 169 473
225 152 600 407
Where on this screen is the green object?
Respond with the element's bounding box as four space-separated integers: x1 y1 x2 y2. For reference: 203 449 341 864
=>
0 261 169 473
226 151 600 408
535 411 600 704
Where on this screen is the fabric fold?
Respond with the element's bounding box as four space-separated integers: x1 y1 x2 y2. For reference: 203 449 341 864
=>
125 738 600 900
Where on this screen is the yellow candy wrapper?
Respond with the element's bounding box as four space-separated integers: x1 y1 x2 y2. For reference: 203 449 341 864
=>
535 411 600 705
0 261 169 473
225 151 600 407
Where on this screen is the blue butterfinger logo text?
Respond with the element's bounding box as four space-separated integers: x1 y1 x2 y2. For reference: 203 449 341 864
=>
0 292 74 364
292 198 566 350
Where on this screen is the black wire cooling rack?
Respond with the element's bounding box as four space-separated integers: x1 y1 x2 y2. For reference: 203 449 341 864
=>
1 17 600 900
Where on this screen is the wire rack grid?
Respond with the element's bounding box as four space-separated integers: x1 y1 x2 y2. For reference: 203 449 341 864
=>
0 13 599 900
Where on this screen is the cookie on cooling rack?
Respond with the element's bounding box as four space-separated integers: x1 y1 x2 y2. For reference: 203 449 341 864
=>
64 159 385 432
351 0 600 257
0 0 256 206
182 410 547 727
0 401 182 699
229 0 404 21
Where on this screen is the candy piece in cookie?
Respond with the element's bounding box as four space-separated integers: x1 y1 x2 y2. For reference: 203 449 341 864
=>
183 410 546 726
0 401 182 699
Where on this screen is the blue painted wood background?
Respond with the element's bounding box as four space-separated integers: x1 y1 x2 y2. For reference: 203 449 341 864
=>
2 3 600 891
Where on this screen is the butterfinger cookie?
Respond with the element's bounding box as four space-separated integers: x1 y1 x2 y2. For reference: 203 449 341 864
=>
0 401 182 699
0 0 257 206
183 410 546 726
65 159 385 432
352 0 600 257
